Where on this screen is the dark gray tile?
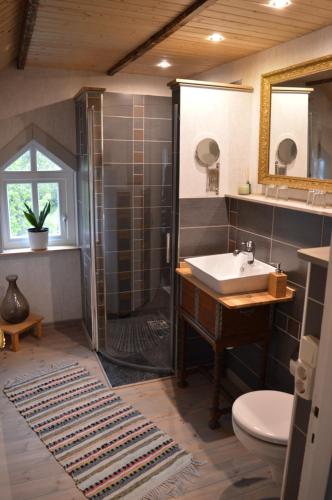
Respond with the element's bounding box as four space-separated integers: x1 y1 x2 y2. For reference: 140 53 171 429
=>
278 283 305 323
107 291 132 317
179 226 228 257
104 208 132 231
305 299 324 338
143 268 170 290
229 343 263 378
144 96 172 119
283 426 306 500
143 186 172 207
227 352 261 390
144 248 168 269
144 164 172 186
322 216 332 245
269 328 299 369
106 271 132 293
273 207 322 247
104 140 133 164
266 357 294 393
103 117 133 140
236 200 273 237
309 264 327 303
144 141 172 164
105 251 132 273
103 93 133 117
104 186 132 209
144 227 170 249
144 118 172 141
271 241 307 286
143 207 172 228
294 395 311 435
105 229 132 252
104 164 133 186
180 197 229 227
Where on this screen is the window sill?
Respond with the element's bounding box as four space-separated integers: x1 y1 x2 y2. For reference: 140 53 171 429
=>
0 245 80 257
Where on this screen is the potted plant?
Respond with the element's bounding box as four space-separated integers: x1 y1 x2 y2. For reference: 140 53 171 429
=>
23 202 51 251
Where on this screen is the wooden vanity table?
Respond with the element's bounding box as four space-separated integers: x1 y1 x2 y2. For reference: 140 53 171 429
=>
176 265 295 429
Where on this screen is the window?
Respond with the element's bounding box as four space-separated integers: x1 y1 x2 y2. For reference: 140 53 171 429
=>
0 140 76 249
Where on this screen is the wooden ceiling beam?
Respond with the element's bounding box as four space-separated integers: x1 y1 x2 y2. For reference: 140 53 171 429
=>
17 0 39 70
107 0 218 76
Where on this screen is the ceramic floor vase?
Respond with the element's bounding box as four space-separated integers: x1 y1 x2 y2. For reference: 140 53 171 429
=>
0 275 30 324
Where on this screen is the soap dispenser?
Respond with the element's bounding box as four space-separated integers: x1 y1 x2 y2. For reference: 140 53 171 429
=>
268 263 287 298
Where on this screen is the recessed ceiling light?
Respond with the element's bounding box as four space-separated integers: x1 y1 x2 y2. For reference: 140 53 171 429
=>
207 33 225 42
157 60 171 69
268 0 292 8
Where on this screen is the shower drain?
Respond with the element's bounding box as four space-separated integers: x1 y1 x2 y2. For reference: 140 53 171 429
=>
147 320 169 338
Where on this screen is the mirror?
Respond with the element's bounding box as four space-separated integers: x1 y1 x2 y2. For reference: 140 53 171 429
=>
195 138 220 167
277 139 297 165
259 54 332 192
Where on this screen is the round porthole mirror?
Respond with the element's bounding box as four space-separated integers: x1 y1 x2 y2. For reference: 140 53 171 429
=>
277 138 297 165
195 138 220 167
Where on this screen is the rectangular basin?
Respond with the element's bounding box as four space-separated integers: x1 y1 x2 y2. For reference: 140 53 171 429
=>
185 253 275 295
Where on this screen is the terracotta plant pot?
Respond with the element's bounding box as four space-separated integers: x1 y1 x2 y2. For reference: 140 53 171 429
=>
28 228 49 251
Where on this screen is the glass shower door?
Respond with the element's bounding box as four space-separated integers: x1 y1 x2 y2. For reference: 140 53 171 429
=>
99 93 174 374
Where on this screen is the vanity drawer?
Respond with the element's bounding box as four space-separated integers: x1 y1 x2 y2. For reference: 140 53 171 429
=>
198 290 217 336
181 279 196 317
222 305 270 339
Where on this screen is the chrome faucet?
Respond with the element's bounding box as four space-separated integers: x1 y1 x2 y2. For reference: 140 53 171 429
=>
233 240 256 264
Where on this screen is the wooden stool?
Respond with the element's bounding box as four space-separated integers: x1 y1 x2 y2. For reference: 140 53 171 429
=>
0 314 44 352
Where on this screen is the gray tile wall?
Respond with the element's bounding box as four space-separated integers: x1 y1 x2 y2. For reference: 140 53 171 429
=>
228 197 329 393
179 198 229 258
103 93 172 319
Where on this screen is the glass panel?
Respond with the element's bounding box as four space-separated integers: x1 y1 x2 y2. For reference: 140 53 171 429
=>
5 150 31 171
7 183 33 238
36 150 62 171
37 182 61 235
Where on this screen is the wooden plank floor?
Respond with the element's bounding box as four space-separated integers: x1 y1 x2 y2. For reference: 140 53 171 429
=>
0 324 280 500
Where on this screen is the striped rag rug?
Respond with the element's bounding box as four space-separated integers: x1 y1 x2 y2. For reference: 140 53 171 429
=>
4 362 200 500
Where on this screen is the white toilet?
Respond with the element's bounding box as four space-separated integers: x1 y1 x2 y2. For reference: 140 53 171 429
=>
232 390 294 484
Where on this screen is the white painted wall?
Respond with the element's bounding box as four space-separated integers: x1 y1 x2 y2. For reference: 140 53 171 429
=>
179 85 252 198
269 90 309 178
196 24 332 194
0 65 171 153
0 250 82 323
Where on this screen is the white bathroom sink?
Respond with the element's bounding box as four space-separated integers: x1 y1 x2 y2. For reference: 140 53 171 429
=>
185 253 275 295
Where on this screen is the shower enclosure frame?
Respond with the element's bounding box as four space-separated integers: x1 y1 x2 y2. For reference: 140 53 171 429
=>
77 88 179 375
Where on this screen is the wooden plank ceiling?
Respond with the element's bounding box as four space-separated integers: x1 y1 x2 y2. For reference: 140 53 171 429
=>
0 0 26 71
2 0 332 77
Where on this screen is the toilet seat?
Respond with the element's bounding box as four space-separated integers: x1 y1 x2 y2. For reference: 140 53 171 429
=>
232 390 293 445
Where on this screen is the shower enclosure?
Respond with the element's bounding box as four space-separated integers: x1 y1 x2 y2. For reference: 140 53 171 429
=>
75 89 176 374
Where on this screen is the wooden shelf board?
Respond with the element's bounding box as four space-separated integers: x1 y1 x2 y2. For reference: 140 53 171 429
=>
176 267 295 309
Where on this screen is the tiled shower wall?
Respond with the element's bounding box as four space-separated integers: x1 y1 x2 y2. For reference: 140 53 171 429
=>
102 93 172 320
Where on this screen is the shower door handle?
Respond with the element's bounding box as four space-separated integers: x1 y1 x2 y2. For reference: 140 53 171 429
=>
166 232 171 264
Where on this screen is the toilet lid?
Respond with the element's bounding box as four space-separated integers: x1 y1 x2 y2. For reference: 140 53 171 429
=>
232 390 294 445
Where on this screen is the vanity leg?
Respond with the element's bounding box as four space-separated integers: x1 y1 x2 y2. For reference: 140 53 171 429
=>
177 313 188 388
209 349 223 429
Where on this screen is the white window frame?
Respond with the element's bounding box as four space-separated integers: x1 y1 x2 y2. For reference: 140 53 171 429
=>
0 140 77 249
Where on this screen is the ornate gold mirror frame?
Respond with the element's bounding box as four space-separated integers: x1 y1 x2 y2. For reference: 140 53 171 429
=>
258 54 332 192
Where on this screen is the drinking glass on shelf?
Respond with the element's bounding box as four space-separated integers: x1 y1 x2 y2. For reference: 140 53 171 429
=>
306 189 317 205
312 190 327 208
265 184 277 198
276 185 289 201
